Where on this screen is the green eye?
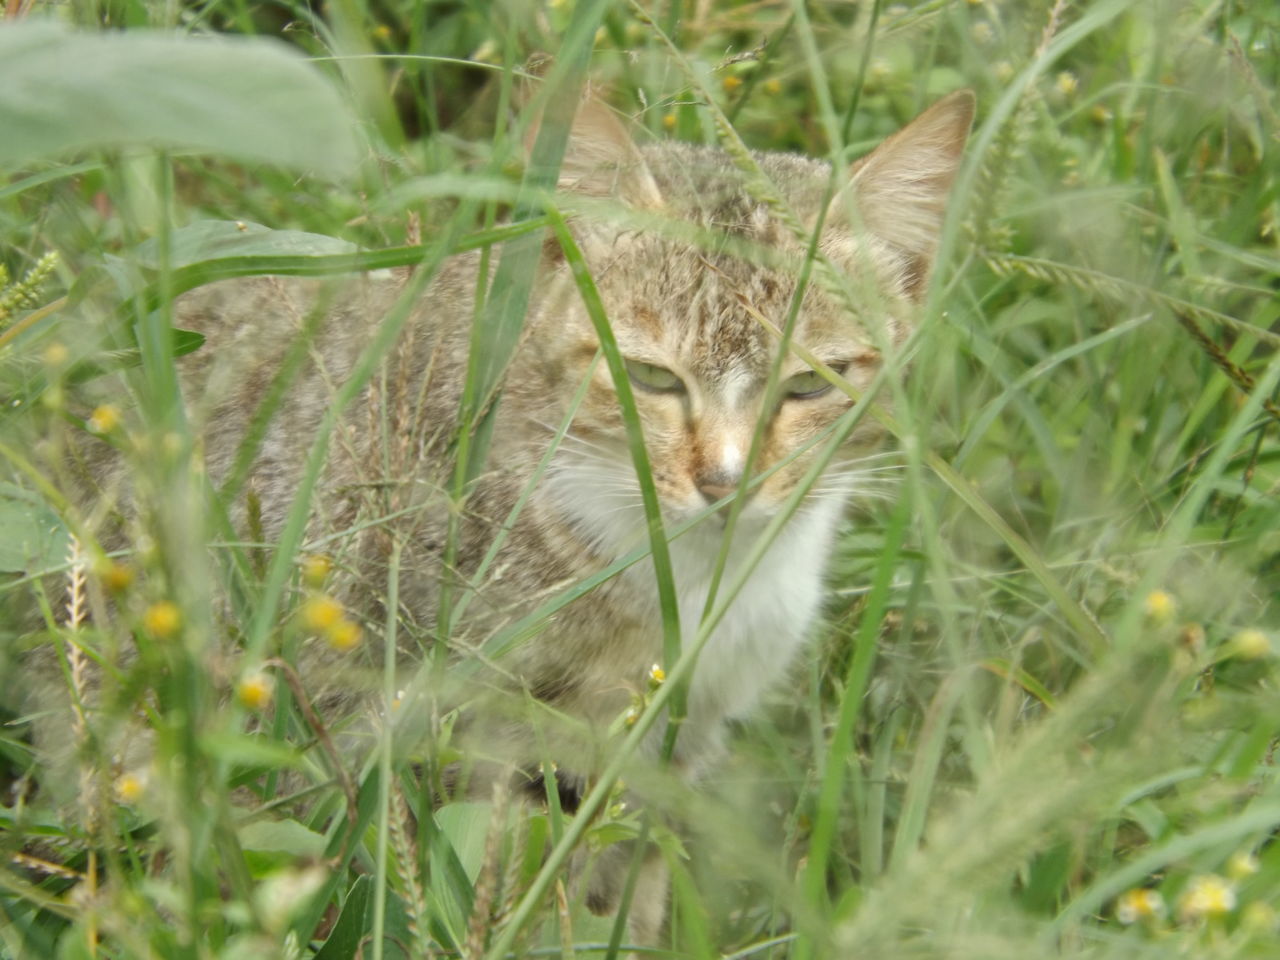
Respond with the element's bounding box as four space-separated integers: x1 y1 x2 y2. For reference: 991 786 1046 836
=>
625 359 685 393
783 369 833 399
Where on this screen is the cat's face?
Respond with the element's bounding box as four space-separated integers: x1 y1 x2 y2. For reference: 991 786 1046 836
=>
530 93 974 547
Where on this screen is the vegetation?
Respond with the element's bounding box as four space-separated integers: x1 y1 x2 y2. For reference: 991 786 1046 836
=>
2 0 1278 957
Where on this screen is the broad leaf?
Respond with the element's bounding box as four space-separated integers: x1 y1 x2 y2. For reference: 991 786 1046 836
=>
0 21 361 176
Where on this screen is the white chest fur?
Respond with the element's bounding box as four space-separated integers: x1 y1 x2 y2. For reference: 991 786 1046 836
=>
667 496 844 727
543 453 845 728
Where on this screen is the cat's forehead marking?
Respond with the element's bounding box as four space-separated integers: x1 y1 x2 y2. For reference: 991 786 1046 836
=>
716 363 754 409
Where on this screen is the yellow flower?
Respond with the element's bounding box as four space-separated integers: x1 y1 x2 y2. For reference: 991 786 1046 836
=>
301 554 331 589
98 560 135 593
722 74 743 94
1115 887 1164 924
1056 70 1079 97
88 404 120 434
326 618 362 652
763 78 782 95
1178 874 1236 920
649 663 666 685
116 771 146 804
1143 589 1176 623
143 601 181 638
662 112 676 130
1230 628 1271 660
302 594 344 632
237 671 275 711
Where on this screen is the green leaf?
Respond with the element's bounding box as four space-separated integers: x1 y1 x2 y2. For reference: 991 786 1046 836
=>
0 482 70 574
132 220 359 270
238 820 328 859
0 21 360 176
199 732 302 770
313 876 372 960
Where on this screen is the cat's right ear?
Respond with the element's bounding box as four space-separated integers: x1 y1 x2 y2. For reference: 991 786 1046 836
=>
521 73 663 209
836 90 976 298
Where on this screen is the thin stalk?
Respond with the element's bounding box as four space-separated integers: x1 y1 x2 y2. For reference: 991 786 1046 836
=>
371 539 403 960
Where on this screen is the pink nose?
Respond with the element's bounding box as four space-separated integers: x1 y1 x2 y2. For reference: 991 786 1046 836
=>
697 481 737 504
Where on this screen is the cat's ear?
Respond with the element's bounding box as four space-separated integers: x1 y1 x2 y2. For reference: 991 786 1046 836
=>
838 90 975 297
525 93 664 209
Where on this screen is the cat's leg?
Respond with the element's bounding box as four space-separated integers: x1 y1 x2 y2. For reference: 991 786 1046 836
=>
584 836 670 952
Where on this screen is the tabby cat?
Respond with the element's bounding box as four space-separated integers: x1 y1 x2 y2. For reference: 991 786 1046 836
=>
54 87 974 943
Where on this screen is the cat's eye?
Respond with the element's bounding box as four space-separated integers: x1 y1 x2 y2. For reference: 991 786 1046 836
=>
783 363 847 400
625 359 685 394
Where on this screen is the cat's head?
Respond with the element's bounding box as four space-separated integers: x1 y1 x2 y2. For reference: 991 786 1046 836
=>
528 90 974 547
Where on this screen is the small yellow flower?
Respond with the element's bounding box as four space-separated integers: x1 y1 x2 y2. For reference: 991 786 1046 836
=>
1090 104 1113 125
1115 887 1164 924
1055 70 1079 98
1178 874 1236 920
662 112 676 130
649 663 666 685
301 554 331 589
98 560 135 593
371 23 392 41
143 601 181 639
43 342 69 367
326 618 362 652
237 671 275 711
763 78 782 95
116 771 146 804
1144 589 1176 623
88 404 120 434
1230 628 1271 660
1227 850 1260 881
722 74 743 94
302 594 344 632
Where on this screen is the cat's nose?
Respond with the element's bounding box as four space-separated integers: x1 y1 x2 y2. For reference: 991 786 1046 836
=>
697 481 737 504
696 474 754 505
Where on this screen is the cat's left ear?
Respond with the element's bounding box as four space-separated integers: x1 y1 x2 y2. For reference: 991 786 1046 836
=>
522 78 664 209
836 90 976 297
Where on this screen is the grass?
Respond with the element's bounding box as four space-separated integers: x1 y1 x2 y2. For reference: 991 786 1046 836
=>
2 0 1279 957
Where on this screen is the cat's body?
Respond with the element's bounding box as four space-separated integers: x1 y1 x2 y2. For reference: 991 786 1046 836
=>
47 89 974 943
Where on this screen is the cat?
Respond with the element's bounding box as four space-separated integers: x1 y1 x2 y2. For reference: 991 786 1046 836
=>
34 86 974 946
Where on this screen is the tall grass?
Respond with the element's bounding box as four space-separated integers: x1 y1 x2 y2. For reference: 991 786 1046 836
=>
2 0 1279 958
